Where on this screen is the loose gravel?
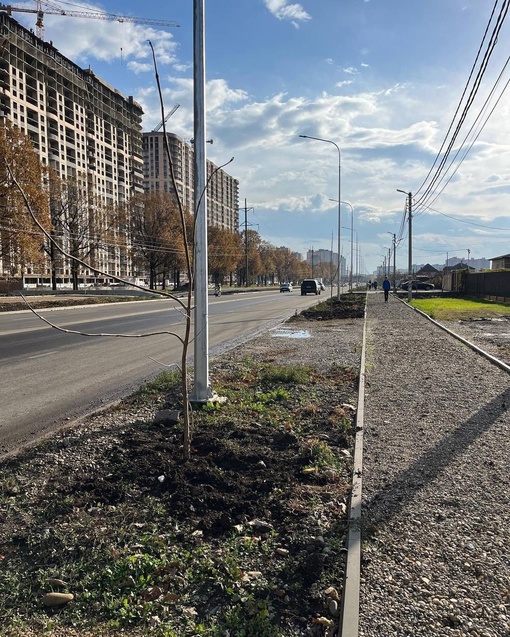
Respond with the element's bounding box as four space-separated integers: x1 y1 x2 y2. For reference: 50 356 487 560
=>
359 293 510 637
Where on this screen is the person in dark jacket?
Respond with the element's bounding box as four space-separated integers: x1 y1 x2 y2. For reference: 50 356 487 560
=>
382 276 391 302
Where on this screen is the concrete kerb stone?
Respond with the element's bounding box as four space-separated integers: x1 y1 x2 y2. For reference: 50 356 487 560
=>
338 291 368 637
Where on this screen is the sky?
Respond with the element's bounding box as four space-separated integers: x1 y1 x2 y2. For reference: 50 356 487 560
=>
10 0 510 274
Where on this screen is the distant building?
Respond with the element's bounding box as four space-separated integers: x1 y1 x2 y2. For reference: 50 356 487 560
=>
445 262 476 272
445 256 490 271
306 248 345 278
416 263 440 278
0 12 144 281
490 253 510 269
142 131 239 232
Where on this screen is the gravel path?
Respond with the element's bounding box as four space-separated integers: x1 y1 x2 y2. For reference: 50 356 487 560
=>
359 292 510 637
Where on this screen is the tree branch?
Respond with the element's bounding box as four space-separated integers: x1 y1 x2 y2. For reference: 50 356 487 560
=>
20 294 186 344
5 164 189 313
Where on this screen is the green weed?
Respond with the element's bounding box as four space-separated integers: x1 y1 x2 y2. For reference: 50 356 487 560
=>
131 370 181 402
260 364 311 385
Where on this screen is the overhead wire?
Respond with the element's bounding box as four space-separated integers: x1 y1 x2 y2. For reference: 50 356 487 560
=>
413 0 501 200
418 206 510 231
413 0 510 211
414 57 510 219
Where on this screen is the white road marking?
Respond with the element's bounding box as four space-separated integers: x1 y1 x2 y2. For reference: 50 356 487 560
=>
28 351 58 359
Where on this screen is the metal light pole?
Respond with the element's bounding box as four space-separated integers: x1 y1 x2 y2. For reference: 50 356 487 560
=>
190 0 212 403
383 249 391 278
341 223 357 292
356 234 360 286
397 189 412 301
343 201 354 291
331 198 354 292
300 134 341 297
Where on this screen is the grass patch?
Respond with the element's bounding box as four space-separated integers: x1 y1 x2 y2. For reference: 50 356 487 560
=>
259 364 311 385
410 296 510 321
130 371 181 403
0 358 358 637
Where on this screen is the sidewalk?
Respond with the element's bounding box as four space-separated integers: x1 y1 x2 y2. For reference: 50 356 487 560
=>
359 292 509 637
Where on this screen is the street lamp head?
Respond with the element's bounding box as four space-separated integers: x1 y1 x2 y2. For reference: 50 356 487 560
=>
299 133 342 296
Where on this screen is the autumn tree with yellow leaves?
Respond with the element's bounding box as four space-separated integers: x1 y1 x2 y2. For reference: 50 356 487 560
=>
0 123 51 277
208 224 243 286
130 190 193 290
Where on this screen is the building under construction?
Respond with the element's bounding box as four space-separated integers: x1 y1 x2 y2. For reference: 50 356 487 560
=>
0 11 241 287
0 12 144 284
143 131 239 233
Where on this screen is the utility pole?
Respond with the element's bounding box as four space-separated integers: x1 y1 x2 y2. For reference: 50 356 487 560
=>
240 199 254 287
244 200 248 286
392 233 396 293
407 192 412 301
397 189 413 301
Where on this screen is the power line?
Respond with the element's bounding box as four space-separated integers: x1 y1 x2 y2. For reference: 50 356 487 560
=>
414 62 510 219
414 0 501 199
413 0 510 209
415 205 510 231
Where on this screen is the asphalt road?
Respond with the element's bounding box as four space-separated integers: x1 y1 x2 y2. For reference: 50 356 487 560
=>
0 290 321 454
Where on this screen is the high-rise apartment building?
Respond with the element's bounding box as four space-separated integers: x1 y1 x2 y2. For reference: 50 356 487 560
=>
143 131 239 232
306 247 345 279
0 13 144 282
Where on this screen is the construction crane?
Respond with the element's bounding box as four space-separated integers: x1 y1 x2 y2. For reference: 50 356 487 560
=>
0 0 179 40
152 104 180 132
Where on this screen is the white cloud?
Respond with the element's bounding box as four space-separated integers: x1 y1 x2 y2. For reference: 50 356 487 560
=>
263 0 311 24
343 67 359 75
127 61 152 74
206 80 249 111
22 5 179 68
173 63 192 73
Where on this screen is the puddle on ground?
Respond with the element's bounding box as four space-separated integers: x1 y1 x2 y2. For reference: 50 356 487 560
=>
271 328 311 339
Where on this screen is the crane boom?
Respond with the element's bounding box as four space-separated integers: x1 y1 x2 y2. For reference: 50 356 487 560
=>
153 104 180 132
0 3 179 39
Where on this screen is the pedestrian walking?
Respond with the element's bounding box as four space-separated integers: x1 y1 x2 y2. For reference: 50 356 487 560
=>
382 275 391 302
373 280 378 291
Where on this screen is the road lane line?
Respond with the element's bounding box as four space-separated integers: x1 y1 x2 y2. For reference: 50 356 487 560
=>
28 351 59 359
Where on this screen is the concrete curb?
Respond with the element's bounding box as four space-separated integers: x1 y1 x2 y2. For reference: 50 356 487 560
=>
339 293 368 636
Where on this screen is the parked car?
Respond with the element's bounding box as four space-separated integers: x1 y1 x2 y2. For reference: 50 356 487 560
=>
301 279 321 295
400 280 434 290
280 283 293 293
317 281 326 291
